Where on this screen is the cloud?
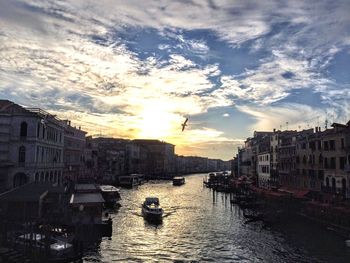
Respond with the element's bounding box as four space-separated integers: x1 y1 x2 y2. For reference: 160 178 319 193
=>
1 0 350 159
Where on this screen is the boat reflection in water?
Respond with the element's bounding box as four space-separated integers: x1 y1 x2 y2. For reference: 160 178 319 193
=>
141 197 164 223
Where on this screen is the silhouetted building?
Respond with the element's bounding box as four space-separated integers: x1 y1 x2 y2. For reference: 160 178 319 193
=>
0 100 65 192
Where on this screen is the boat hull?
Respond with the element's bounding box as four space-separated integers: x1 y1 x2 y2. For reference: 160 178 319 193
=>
142 208 163 222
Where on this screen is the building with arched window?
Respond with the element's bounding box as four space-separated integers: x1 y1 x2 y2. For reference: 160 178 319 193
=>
0 100 66 191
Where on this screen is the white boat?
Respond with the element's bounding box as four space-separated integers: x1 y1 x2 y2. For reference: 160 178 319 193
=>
142 197 164 222
15 233 73 260
100 185 121 207
118 175 141 188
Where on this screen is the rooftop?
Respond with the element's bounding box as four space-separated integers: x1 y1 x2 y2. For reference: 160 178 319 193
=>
70 193 105 204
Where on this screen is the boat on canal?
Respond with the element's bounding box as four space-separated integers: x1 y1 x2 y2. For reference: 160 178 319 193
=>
14 233 74 261
100 185 121 208
142 197 164 222
173 176 185 186
118 174 144 188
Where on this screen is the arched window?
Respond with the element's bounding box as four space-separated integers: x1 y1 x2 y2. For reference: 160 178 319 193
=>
342 178 346 194
40 172 44 182
45 172 49 182
18 146 26 163
326 177 329 187
302 155 307 164
35 172 39 182
54 171 57 183
331 178 336 190
319 154 323 163
49 171 53 182
20 122 28 137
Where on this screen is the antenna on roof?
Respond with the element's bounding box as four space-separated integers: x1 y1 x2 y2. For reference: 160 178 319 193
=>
325 119 328 129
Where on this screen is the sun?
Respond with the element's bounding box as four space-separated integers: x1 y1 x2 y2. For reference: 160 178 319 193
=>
137 105 174 139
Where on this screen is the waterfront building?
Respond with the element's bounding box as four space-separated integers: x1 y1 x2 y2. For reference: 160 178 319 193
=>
93 137 128 183
295 128 322 192
278 131 298 188
62 120 87 182
257 152 271 189
85 136 99 181
319 123 350 199
133 139 176 177
0 100 65 191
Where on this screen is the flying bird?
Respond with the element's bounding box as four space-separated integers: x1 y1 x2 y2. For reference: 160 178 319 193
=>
181 117 188 132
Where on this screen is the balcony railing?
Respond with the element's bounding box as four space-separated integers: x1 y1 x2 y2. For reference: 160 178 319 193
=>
321 186 346 195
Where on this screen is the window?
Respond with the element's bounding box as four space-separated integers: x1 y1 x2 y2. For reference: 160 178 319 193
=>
317 140 321 150
340 156 346 170
45 172 49 181
330 157 336 169
324 157 328 169
18 146 26 163
318 170 324 181
319 154 323 163
329 140 335 151
331 178 336 190
324 141 329 151
302 155 307 164
36 146 39 162
35 173 39 182
20 122 28 137
37 123 41 138
341 138 345 149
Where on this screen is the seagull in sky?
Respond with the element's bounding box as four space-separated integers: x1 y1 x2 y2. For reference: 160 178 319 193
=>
181 117 188 132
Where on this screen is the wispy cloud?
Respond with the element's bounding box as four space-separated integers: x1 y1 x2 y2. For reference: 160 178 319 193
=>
1 0 350 160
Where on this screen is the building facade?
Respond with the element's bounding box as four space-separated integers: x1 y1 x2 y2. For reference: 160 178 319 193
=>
0 100 65 191
62 120 87 182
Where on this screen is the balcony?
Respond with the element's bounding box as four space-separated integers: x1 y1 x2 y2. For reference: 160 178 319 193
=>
321 186 346 196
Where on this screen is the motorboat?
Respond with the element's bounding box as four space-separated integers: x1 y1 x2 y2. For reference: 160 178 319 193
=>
142 197 164 222
173 176 185 186
118 174 144 188
100 185 121 207
15 233 73 260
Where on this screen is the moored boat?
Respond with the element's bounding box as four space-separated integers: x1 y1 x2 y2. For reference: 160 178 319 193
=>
118 175 139 188
100 185 121 207
173 176 185 186
15 233 74 261
142 197 164 222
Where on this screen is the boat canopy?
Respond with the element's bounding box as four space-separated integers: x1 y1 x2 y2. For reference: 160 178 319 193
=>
144 197 159 205
100 185 119 192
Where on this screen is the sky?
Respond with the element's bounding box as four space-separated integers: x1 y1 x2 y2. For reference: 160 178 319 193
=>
1 0 350 160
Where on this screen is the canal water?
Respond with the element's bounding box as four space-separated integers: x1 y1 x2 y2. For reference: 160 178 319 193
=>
83 174 350 262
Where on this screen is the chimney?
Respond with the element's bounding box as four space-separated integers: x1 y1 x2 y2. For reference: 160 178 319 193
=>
273 128 276 132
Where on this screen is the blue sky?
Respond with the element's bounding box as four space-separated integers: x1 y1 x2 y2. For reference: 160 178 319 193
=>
1 0 350 160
